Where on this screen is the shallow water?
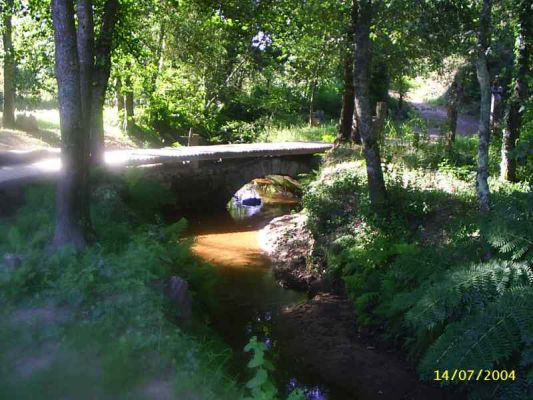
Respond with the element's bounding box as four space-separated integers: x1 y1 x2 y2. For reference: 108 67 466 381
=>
185 197 335 399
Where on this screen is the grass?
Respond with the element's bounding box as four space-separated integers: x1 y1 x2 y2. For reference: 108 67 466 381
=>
0 179 243 399
299 117 532 399
0 108 136 150
258 122 337 143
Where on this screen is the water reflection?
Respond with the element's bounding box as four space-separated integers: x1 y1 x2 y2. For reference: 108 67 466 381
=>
188 189 333 400
228 184 263 220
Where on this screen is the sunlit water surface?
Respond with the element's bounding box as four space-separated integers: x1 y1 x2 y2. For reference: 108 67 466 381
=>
185 191 333 400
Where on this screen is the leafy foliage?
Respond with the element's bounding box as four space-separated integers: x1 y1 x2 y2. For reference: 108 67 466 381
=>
302 140 533 399
243 336 304 400
0 183 241 399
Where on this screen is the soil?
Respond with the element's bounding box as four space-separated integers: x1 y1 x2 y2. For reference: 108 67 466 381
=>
262 214 464 400
259 213 330 294
411 102 478 138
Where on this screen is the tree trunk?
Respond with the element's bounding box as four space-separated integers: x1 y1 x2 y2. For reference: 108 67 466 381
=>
475 0 492 213
338 51 355 142
308 79 317 126
125 76 134 133
501 0 530 182
116 76 124 115
338 2 357 143
2 0 16 129
51 0 89 249
76 0 94 235
353 0 386 208
490 77 503 129
90 0 119 165
351 108 361 143
398 77 405 112
446 75 458 152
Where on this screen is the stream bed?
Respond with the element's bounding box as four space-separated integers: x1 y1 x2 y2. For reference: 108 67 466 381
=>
185 195 340 400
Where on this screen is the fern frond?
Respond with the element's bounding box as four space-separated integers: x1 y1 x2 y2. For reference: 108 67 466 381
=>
405 261 532 334
419 285 533 375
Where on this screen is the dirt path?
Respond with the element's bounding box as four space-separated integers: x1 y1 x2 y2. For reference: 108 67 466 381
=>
262 214 462 400
275 293 462 400
410 102 479 137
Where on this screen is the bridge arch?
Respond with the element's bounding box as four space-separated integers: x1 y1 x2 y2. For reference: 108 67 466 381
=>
145 154 320 212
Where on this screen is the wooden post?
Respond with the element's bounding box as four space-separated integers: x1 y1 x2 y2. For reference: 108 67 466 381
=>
187 127 193 146
187 128 199 168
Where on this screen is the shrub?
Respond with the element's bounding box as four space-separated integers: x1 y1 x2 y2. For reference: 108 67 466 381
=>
0 183 240 399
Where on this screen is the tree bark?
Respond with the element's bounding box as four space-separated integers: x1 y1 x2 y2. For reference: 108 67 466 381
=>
2 0 16 129
446 75 458 152
308 78 317 126
90 0 119 165
398 77 405 112
76 0 94 234
125 75 134 133
338 1 357 143
116 76 124 115
353 0 386 208
351 108 361 143
338 51 355 142
51 0 89 249
490 77 503 129
500 0 530 182
475 0 492 213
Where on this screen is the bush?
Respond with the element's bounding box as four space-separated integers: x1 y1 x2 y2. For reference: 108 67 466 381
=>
302 146 533 399
0 183 241 399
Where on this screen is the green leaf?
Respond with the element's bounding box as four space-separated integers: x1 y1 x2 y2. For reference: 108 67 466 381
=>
245 368 268 389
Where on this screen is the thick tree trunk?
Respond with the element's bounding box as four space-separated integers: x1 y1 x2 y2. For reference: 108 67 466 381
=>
501 0 530 182
338 52 355 142
351 108 361 143
338 1 357 143
2 0 16 129
51 0 89 249
76 0 94 234
90 0 119 165
353 0 386 208
475 0 492 213
446 76 458 152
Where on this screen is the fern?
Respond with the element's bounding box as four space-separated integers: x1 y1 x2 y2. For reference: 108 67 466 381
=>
419 286 533 399
487 191 533 264
405 261 533 335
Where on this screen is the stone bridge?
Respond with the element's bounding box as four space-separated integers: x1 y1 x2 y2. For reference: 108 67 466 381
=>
0 142 332 212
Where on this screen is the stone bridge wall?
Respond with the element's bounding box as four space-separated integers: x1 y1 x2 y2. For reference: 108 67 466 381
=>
141 154 320 211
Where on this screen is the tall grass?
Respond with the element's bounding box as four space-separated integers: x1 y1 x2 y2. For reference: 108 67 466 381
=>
258 122 337 143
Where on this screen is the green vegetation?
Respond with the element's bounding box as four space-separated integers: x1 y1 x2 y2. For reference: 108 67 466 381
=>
1 0 531 398
259 123 337 144
301 119 533 399
0 181 242 399
243 336 304 400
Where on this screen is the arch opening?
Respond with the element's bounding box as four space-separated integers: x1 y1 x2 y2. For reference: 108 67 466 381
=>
227 175 302 221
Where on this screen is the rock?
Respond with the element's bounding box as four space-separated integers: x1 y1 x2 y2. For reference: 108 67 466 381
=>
241 197 262 206
15 113 39 133
2 253 22 272
260 213 323 292
165 276 192 324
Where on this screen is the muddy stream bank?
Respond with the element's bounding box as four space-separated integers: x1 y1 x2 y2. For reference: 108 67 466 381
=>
183 191 456 400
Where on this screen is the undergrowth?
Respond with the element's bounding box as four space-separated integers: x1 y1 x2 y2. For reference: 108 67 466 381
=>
302 124 533 399
0 178 242 399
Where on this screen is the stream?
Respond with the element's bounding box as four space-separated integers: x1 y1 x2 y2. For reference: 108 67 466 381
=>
185 188 339 400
